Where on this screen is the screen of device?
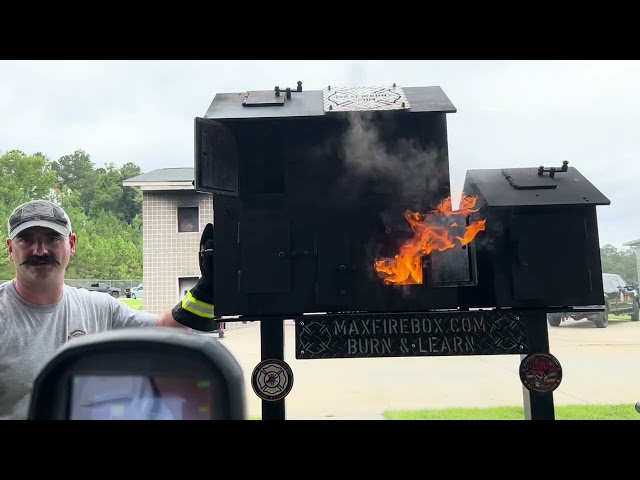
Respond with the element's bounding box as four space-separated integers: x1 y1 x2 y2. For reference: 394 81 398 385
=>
69 375 214 420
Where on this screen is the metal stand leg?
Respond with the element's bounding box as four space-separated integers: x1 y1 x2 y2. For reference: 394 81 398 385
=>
260 319 286 420
521 311 556 420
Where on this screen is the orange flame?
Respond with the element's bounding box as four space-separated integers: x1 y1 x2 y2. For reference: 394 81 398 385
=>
374 194 487 285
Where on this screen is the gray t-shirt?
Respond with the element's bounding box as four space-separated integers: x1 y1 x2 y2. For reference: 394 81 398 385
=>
0 281 158 420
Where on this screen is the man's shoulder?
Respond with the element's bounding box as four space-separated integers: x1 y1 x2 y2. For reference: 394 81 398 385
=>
0 280 14 297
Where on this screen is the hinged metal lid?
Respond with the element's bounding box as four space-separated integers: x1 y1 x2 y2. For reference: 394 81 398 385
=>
322 85 411 112
242 91 286 107
502 169 558 190
464 166 611 207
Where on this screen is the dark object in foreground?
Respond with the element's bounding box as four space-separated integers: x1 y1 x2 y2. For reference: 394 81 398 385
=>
28 329 246 420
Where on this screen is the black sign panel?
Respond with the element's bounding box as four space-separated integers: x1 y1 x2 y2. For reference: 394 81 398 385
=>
295 311 530 359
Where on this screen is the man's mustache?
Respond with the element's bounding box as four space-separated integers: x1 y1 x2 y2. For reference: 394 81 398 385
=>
19 254 61 267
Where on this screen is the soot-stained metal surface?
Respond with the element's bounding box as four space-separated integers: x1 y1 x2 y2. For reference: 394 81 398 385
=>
295 310 529 359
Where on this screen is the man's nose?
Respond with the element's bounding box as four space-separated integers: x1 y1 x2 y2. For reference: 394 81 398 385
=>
32 239 49 254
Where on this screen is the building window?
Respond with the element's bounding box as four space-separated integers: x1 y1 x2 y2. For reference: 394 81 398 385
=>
178 207 199 233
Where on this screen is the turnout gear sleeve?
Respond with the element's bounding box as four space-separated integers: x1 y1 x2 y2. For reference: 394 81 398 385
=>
171 223 219 331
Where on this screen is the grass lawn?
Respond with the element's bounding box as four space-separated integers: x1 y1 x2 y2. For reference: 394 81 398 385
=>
383 404 639 420
609 314 632 320
249 403 640 420
249 404 638 420
120 298 144 310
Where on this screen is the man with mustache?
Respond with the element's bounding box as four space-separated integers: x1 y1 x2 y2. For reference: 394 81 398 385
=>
0 199 217 420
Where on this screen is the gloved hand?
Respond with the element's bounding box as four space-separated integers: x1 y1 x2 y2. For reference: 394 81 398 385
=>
171 223 219 331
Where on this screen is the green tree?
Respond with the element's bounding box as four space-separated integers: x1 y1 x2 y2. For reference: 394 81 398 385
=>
0 150 57 206
89 164 123 218
49 150 98 212
88 162 142 224
66 210 142 279
0 150 58 279
600 244 638 283
119 162 143 223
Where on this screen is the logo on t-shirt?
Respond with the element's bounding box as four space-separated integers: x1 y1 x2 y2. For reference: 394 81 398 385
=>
68 329 86 340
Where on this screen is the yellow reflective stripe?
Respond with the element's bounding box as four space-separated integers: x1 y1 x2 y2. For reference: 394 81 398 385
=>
181 290 215 318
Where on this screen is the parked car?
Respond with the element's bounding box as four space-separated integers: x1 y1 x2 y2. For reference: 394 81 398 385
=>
86 282 121 298
125 283 143 299
547 273 640 328
129 285 144 299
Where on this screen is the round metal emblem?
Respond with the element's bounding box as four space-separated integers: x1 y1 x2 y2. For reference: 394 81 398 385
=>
251 359 294 402
519 352 562 393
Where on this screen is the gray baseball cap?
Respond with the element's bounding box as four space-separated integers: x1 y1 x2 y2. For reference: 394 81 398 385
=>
7 200 73 239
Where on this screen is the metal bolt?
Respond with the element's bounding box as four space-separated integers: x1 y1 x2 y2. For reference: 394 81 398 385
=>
412 344 415 348
329 105 333 110
300 322 304 326
278 252 286 257
401 102 405 107
339 265 346 270
301 350 304 355
340 290 346 295
515 316 520 320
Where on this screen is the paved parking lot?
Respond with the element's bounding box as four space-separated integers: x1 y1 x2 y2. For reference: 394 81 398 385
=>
209 317 640 419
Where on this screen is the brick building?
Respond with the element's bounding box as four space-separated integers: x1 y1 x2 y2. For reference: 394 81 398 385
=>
123 168 213 315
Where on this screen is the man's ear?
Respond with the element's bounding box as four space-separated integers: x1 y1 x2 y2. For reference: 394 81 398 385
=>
69 233 77 256
6 238 12 259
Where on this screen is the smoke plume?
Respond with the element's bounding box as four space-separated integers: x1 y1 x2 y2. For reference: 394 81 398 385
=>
337 112 448 213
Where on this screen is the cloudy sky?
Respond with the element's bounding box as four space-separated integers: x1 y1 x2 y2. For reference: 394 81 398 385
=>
0 60 638 249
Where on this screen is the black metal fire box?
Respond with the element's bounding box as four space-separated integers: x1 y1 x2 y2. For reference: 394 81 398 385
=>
458 163 610 310
194 82 611 420
195 83 610 319
197 84 475 318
